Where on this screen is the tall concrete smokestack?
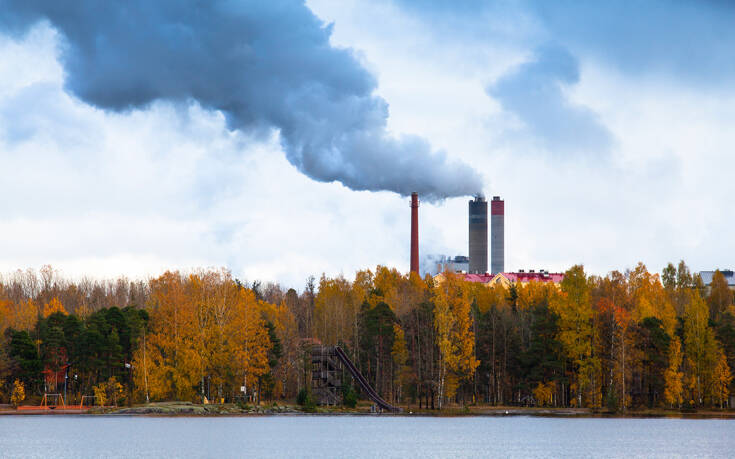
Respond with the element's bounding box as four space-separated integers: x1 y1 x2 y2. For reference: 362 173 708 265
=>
491 196 505 274
469 195 488 274
410 192 419 274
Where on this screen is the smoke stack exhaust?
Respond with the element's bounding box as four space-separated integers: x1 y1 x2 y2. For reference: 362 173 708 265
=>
491 196 505 274
410 192 419 274
469 195 488 274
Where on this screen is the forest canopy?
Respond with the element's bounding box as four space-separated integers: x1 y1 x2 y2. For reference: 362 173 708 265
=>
0 262 732 411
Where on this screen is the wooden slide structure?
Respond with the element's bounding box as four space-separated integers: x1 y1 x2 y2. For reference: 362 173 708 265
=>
311 345 401 413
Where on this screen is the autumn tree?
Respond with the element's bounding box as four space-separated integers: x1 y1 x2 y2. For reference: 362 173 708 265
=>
596 297 631 411
551 265 595 407
263 301 301 398
671 261 694 315
629 263 676 336
227 285 271 401
132 271 195 401
391 323 410 403
43 297 67 318
714 350 732 409
663 337 684 408
474 283 519 405
683 291 719 405
10 379 25 407
313 274 360 351
433 273 479 408
533 381 555 407
708 270 733 324
132 271 272 403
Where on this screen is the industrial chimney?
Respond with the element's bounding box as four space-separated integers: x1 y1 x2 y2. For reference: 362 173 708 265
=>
410 192 419 274
491 196 505 274
468 195 488 274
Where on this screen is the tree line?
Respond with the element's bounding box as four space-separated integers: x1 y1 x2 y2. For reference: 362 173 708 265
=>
0 262 732 411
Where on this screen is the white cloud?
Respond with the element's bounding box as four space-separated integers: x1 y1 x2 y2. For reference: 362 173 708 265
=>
2 3 735 291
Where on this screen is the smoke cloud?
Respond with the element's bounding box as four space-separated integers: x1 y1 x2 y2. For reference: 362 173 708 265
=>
488 45 613 155
0 0 483 201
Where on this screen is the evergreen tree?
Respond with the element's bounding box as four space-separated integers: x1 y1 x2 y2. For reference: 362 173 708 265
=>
519 302 564 394
635 317 670 407
8 330 42 392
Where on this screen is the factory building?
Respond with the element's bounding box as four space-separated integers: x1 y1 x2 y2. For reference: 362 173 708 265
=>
434 269 564 288
468 196 488 274
424 255 469 277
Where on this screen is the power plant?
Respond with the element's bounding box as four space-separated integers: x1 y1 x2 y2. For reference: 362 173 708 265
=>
416 193 505 276
468 196 488 274
414 193 562 287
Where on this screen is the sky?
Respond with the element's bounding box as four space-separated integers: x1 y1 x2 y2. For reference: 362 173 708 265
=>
1 0 734 289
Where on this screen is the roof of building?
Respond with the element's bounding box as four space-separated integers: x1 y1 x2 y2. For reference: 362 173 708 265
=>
437 271 564 285
502 272 565 284
699 270 735 286
463 273 494 283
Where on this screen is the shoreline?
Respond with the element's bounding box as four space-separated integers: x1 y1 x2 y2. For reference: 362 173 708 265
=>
2 402 733 419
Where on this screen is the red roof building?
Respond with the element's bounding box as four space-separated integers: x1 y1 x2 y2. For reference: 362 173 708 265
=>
435 270 564 288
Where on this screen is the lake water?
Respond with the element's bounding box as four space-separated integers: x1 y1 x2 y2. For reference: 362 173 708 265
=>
0 415 732 458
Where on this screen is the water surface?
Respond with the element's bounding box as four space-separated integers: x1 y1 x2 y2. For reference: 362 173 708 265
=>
0 415 732 458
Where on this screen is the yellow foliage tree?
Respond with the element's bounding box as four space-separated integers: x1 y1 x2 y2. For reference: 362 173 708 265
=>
433 272 479 409
391 323 410 403
42 297 67 317
629 263 677 336
392 271 429 319
0 292 10 333
715 350 732 409
551 265 593 407
533 381 555 407
132 270 273 403
0 296 39 333
517 281 558 312
664 337 684 408
92 377 124 406
10 379 25 407
372 265 402 309
708 270 733 323
228 287 271 399
313 275 359 349
93 382 107 406
683 290 718 405
271 301 301 398
132 271 197 401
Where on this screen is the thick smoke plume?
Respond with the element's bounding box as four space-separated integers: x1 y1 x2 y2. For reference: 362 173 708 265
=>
0 0 483 201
